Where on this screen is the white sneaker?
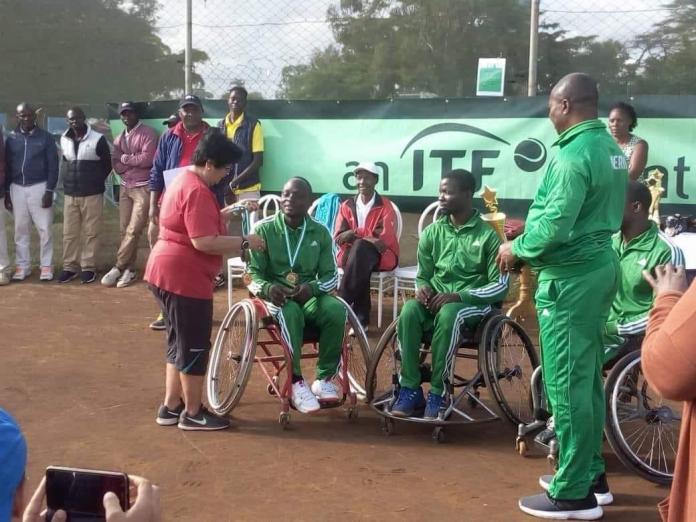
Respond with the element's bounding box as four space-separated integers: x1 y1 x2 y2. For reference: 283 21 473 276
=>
12 267 30 281
116 268 137 288
101 267 121 287
0 272 9 286
311 379 340 403
39 266 53 281
291 380 321 413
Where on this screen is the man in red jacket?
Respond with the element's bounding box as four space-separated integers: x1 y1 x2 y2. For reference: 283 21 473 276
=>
334 162 399 330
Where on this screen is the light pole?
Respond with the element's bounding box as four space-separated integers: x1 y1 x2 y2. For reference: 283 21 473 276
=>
185 0 193 94
528 0 540 96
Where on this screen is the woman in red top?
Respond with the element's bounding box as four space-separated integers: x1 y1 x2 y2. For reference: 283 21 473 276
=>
334 162 399 329
145 129 264 431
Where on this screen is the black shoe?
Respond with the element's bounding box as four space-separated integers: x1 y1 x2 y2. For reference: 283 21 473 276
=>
519 491 602 520
214 273 225 288
538 473 613 506
149 313 166 331
80 271 96 284
156 402 184 426
58 270 78 283
178 407 230 431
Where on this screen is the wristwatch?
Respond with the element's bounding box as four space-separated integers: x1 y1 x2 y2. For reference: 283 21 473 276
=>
240 236 250 250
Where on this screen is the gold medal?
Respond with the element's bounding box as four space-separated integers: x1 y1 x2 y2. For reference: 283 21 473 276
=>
286 271 299 285
242 272 252 286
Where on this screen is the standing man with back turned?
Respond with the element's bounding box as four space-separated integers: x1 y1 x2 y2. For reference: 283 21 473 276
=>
498 73 628 520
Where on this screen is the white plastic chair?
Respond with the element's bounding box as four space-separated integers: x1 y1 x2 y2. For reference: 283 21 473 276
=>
227 194 282 308
392 201 443 320
337 201 403 328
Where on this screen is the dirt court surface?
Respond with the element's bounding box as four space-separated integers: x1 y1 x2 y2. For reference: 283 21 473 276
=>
3 282 665 521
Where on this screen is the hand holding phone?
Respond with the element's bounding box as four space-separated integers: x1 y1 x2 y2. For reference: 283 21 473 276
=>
46 466 129 521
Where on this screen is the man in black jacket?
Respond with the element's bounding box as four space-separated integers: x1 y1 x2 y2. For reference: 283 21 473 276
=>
57 107 112 284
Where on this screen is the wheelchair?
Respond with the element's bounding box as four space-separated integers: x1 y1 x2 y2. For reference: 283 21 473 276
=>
365 307 539 443
515 335 682 485
205 295 370 428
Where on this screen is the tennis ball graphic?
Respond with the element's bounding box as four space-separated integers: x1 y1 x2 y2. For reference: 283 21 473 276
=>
514 138 547 172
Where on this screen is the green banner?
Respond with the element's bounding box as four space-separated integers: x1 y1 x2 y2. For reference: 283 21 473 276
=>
107 97 696 213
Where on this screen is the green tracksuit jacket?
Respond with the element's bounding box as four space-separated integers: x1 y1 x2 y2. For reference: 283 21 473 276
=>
512 119 628 279
248 213 338 299
398 211 509 395
511 119 628 500
416 211 508 305
606 222 685 337
247 213 344 378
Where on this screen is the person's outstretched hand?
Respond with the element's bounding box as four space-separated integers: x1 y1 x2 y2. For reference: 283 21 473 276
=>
104 475 161 522
22 477 67 522
643 263 688 296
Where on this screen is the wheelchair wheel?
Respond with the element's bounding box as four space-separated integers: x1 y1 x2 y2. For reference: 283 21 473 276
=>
335 296 371 400
206 300 258 415
366 319 400 406
604 350 679 485
479 315 538 426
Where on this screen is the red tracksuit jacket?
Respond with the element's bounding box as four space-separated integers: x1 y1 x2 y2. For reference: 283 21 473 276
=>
333 193 399 271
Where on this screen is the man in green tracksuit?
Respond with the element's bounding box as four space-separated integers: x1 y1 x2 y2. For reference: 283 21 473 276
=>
391 170 509 420
603 181 685 366
498 73 628 520
247 177 345 415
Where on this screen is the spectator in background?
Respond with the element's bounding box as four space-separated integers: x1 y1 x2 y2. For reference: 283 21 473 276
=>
4 103 58 282
57 107 112 284
162 113 180 129
217 85 263 205
101 102 158 288
147 94 209 330
641 265 696 522
608 101 648 181
334 162 399 331
0 127 9 286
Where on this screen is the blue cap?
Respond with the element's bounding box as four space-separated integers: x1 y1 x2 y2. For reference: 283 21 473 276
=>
178 94 203 110
0 409 27 521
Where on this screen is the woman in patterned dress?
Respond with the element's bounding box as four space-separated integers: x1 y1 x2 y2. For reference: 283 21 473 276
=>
608 101 648 181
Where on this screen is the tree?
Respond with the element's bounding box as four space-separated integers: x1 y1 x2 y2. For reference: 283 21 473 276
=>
279 0 533 99
632 0 696 94
0 0 208 116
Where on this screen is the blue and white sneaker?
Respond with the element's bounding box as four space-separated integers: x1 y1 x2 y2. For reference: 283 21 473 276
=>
423 391 444 420
390 386 425 417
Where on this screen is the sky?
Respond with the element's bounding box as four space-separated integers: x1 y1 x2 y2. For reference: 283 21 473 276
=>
155 0 672 98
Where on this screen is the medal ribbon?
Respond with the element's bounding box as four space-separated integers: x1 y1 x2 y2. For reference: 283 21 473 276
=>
283 218 307 270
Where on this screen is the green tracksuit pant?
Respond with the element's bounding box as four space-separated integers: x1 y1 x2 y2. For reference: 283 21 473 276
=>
267 294 347 379
536 260 619 500
397 300 491 396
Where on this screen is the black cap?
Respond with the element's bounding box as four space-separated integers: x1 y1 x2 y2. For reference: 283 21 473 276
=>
179 94 203 110
162 113 180 126
118 101 136 114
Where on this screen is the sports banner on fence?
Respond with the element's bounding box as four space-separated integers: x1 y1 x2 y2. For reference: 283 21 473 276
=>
108 96 696 215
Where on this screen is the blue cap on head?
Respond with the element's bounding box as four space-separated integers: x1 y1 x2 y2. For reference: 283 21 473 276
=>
0 409 27 521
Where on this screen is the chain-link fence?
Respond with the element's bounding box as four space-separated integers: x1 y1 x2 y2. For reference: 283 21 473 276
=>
152 0 685 99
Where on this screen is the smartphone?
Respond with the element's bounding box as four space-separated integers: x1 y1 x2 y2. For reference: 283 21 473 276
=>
45 466 129 521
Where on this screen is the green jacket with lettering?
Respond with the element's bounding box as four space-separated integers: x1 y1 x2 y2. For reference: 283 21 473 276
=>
247 213 338 299
416 211 509 306
512 119 628 280
606 222 684 336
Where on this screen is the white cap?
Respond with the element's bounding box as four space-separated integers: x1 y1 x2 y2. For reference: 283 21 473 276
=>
353 161 380 176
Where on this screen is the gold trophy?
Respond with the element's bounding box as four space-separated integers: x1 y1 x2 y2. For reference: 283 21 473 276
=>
480 185 507 241
646 169 665 225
